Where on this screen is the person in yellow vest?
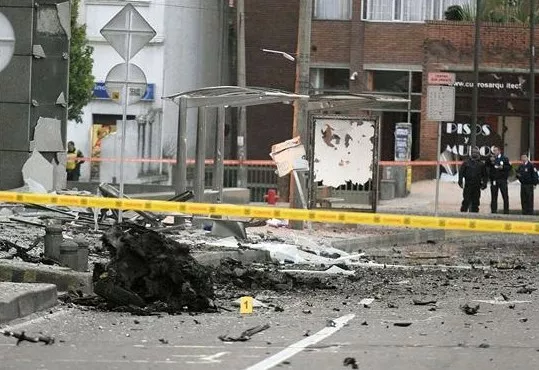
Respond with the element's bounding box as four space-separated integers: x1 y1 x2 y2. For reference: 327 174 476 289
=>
66 141 85 181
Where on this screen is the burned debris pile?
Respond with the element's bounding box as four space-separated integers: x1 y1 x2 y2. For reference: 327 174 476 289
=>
93 223 215 313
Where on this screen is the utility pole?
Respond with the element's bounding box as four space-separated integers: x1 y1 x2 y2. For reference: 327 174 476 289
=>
471 0 481 149
236 0 248 187
289 0 312 229
530 0 536 160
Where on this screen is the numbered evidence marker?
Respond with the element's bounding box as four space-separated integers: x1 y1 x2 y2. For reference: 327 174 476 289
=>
240 296 253 314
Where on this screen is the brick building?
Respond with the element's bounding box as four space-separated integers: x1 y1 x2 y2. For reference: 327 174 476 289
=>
243 0 539 180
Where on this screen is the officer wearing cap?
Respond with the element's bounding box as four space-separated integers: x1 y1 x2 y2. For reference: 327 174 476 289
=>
516 153 538 215
487 145 511 214
458 148 488 213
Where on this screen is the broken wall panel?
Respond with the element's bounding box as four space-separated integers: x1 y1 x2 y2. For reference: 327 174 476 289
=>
30 117 64 152
22 149 54 192
313 116 376 188
0 0 69 190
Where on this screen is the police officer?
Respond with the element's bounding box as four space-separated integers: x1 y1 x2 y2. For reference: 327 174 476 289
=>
487 145 511 214
66 141 84 181
516 154 538 215
458 148 488 213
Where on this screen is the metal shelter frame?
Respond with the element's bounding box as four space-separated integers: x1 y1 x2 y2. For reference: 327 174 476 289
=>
163 87 409 206
163 86 309 202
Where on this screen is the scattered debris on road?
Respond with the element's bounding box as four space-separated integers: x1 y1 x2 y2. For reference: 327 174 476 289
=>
461 303 480 315
1 330 54 345
343 356 359 369
413 298 437 306
516 287 536 294
218 323 270 342
393 322 412 327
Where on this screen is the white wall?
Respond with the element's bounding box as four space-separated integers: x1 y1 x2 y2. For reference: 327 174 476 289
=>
68 0 228 181
67 0 166 181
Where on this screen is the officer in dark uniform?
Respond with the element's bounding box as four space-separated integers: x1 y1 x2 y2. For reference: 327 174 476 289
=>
458 148 488 213
516 154 538 215
487 145 511 214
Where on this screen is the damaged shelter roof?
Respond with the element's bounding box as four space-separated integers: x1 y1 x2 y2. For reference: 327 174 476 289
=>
308 93 410 112
163 86 309 108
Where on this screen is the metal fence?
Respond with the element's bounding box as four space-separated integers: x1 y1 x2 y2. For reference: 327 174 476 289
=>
186 163 279 202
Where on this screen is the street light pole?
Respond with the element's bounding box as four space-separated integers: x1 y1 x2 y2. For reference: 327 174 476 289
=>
471 0 481 149
530 0 536 160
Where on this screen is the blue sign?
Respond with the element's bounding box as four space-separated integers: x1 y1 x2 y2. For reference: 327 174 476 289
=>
93 82 155 101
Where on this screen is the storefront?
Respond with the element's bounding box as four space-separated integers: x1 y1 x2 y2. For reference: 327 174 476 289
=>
440 71 537 172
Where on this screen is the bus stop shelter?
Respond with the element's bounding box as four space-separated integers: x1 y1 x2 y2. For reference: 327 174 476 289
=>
163 87 409 207
163 86 308 202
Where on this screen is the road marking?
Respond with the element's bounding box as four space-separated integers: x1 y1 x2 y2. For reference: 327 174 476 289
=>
135 344 271 349
0 309 69 332
244 314 355 370
173 351 230 364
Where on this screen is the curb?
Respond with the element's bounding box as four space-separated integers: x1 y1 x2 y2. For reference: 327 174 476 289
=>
0 282 57 324
0 260 92 295
331 229 474 254
193 249 272 267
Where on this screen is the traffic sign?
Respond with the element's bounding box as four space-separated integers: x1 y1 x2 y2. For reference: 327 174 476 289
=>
100 3 156 61
100 3 156 222
105 63 147 105
428 72 455 86
427 85 455 122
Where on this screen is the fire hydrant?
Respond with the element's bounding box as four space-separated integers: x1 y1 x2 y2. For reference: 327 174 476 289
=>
263 189 279 205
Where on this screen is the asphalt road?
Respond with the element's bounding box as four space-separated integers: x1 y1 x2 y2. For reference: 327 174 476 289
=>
1 282 538 370
2 233 539 370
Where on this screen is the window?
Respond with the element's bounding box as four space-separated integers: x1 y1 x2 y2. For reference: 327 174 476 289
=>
310 68 350 94
370 70 422 111
314 0 352 20
362 0 472 22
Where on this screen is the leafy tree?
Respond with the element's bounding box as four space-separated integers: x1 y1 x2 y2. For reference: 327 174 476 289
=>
446 0 539 24
69 0 94 123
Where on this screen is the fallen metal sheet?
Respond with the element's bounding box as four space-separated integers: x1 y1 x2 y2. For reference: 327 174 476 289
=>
206 236 240 249
473 297 532 305
279 266 356 276
98 183 160 226
210 220 247 240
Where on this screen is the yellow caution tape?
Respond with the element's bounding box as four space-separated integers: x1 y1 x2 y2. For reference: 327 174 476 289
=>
0 191 537 235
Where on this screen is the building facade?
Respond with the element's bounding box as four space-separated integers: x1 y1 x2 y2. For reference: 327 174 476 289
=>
244 0 539 180
68 0 229 182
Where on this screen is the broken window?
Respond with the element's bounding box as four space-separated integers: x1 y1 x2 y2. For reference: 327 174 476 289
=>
310 68 350 95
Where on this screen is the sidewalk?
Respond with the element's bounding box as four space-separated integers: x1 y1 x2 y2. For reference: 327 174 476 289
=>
378 177 531 216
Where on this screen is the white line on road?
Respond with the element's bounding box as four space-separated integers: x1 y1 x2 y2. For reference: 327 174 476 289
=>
244 314 355 370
